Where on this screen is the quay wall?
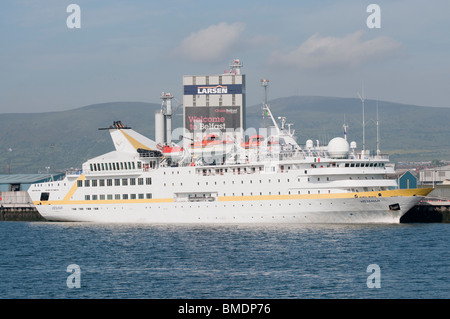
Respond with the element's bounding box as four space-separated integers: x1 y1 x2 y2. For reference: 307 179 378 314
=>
0 191 45 221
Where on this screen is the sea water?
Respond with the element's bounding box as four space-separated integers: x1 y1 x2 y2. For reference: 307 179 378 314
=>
0 221 448 299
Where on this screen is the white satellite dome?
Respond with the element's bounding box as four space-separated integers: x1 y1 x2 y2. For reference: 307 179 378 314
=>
306 139 314 149
327 137 350 158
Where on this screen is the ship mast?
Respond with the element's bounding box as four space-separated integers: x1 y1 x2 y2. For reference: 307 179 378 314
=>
357 83 366 156
260 79 280 134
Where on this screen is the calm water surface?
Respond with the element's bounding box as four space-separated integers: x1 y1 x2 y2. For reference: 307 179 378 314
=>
0 221 449 299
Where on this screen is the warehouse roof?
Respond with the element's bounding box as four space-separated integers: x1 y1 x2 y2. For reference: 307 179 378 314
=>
0 174 64 184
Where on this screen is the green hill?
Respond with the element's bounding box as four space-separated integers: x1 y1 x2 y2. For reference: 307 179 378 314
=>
1 97 449 174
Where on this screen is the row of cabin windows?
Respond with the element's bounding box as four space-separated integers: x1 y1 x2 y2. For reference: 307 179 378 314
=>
344 162 385 168
85 193 152 200
89 161 142 172
77 177 152 187
221 191 326 196
194 177 331 186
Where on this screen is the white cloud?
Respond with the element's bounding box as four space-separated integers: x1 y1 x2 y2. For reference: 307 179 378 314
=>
172 22 245 62
269 31 404 72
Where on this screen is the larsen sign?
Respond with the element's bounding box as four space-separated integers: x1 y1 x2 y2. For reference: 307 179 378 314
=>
183 84 243 95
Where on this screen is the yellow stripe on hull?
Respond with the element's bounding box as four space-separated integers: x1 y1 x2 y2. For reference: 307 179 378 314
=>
218 188 433 202
34 188 433 206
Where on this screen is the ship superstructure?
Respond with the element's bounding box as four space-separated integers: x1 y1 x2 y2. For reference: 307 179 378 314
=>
28 61 432 223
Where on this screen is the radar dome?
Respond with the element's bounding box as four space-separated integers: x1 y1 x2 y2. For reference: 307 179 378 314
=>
306 139 313 149
327 137 349 159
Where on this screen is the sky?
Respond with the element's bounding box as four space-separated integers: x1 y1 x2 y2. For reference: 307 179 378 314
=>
1 0 449 113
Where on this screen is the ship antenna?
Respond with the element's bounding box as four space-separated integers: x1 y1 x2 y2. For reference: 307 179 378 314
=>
357 82 365 156
343 114 348 141
376 99 380 156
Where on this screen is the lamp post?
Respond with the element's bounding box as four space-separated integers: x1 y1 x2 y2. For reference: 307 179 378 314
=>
7 147 12 174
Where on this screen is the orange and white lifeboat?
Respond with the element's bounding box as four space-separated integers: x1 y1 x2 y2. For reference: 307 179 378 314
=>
189 134 234 158
160 144 184 160
241 135 264 149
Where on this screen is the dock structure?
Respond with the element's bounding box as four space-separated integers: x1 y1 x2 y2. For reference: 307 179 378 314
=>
0 174 64 221
0 191 44 221
400 184 450 223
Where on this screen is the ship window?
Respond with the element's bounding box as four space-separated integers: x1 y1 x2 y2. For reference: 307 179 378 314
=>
138 178 144 185
115 179 120 186
138 194 144 199
112 163 116 170
107 194 113 200
40 192 50 201
351 163 355 167
90 164 93 171
92 195 98 200
85 195 90 200
146 193 152 199
99 179 105 187
122 178 128 186
107 179 112 186
130 194 136 199
85 180 90 187
100 195 105 200
132 162 135 169
130 178 136 185
115 194 120 200
102 163 105 171
146 178 152 185
77 180 83 187
92 180 97 187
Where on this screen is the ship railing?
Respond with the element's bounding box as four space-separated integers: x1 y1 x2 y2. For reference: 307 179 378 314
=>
349 153 390 160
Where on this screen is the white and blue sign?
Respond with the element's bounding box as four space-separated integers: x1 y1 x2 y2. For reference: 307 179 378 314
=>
184 84 243 95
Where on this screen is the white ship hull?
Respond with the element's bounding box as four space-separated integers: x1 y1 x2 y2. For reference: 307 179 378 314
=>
32 189 428 224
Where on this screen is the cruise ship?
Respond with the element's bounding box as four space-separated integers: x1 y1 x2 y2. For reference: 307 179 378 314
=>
28 61 432 223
